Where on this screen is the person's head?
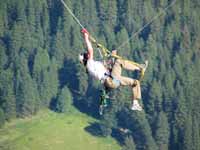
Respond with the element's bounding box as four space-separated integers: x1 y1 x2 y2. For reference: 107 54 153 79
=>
79 52 88 66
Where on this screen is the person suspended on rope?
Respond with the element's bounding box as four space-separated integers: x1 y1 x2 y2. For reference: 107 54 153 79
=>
79 28 148 111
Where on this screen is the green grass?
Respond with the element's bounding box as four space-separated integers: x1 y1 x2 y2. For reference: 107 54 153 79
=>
0 110 121 150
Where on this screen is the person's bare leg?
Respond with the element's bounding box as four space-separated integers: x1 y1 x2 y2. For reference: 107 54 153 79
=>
117 76 142 111
111 59 143 111
131 80 142 111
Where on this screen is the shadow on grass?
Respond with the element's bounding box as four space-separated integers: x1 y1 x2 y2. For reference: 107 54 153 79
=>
85 124 126 145
85 122 125 146
84 122 103 137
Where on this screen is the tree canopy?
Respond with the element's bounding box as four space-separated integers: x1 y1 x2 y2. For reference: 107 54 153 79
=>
0 0 200 149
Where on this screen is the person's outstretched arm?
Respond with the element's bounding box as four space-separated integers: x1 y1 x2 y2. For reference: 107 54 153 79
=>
81 29 93 60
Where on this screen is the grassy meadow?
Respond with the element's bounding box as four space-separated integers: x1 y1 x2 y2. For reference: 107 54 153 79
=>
0 110 121 150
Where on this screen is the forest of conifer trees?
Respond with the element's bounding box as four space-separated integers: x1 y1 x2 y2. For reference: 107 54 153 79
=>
0 0 200 149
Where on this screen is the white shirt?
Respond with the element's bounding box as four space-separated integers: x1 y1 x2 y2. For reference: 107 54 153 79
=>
86 59 107 80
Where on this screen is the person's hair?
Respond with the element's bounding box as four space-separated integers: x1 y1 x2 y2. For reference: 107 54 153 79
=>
80 52 88 66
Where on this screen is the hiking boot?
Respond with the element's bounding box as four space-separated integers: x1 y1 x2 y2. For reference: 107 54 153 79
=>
131 100 142 111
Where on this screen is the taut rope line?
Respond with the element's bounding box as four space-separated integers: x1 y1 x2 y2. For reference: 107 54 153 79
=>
60 0 85 29
117 0 177 50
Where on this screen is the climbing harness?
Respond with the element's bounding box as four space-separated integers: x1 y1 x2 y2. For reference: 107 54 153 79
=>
60 0 177 114
60 0 177 81
88 37 145 81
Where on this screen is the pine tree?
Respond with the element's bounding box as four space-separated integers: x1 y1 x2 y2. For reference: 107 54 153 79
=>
100 110 116 137
0 42 7 71
82 0 99 32
76 64 88 95
129 112 158 150
0 108 5 127
122 136 136 150
101 24 116 50
40 1 50 40
115 28 131 58
170 81 188 150
146 79 162 125
0 2 7 37
162 69 176 113
15 54 40 117
51 27 65 65
96 0 117 29
181 114 193 150
32 47 57 106
192 118 200 150
144 34 159 80
124 0 139 34
55 86 73 113
26 0 36 33
0 1 199 149
0 69 16 120
154 111 170 150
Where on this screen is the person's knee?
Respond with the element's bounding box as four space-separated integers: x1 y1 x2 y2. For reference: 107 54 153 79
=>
133 80 140 87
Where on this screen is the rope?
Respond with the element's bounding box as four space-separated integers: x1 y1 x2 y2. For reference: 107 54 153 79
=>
116 0 177 50
97 48 103 58
60 0 145 81
60 0 85 29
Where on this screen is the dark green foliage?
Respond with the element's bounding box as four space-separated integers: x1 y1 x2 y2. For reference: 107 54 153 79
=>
115 28 131 57
122 136 136 150
0 69 16 120
0 0 200 149
0 108 5 127
154 111 170 150
54 86 73 113
76 64 88 95
33 47 58 106
99 104 118 136
15 54 40 117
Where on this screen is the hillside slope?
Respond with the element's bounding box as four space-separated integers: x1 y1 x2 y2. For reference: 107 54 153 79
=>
0 110 121 150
